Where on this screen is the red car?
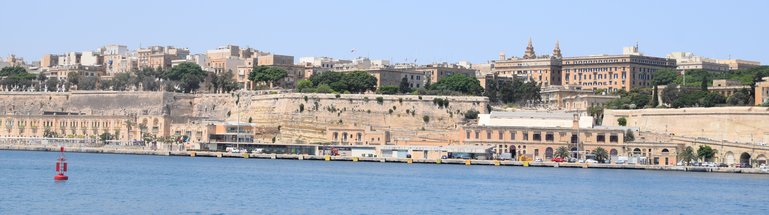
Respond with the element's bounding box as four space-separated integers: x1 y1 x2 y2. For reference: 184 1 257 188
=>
551 157 566 162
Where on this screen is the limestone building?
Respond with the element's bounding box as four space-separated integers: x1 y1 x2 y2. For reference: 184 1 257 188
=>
137 46 190 70
756 77 769 105
414 63 477 84
561 45 676 92
458 111 677 165
716 59 761 70
666 52 729 73
493 39 563 86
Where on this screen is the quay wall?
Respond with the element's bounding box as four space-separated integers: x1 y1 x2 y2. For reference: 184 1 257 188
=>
3 145 767 175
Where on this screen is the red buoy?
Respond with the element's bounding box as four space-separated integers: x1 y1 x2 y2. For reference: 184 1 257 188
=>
54 146 69 181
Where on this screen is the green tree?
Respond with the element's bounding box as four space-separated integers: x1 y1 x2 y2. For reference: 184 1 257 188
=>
587 106 604 125
44 78 60 92
625 129 635 142
378 86 398 94
296 79 314 92
81 76 99 90
66 72 81 87
309 71 377 93
555 146 570 158
617 117 627 126
99 132 113 143
315 84 334 93
430 74 483 95
343 71 378 93
110 72 132 91
163 62 207 93
696 145 717 162
399 76 411 93
593 147 609 163
652 69 678 85
249 66 288 88
726 90 750 106
464 109 479 120
679 146 697 165
0 66 26 77
209 70 240 93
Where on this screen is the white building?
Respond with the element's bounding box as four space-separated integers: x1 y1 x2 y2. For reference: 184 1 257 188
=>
478 111 594 129
667 52 729 72
80 51 102 66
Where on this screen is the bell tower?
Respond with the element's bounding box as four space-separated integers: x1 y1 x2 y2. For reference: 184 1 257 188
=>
553 40 562 59
523 38 536 59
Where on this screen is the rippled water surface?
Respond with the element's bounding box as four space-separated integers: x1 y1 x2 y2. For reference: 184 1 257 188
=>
1 150 767 214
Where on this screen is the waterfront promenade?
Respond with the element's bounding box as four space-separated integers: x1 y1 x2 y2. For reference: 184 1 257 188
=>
3 143 767 175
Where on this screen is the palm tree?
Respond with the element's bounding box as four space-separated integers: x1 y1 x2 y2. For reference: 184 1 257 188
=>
555 146 570 158
594 147 609 163
678 146 697 165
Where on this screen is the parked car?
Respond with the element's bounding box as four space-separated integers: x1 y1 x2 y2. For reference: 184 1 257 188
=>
551 157 566 162
717 163 728 167
535 158 543 162
739 163 752 168
616 160 626 164
585 159 598 164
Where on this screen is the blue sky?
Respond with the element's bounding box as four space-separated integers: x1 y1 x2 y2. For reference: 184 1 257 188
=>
2 0 767 64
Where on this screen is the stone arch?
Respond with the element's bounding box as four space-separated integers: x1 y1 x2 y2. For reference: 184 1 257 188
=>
633 148 641 156
724 152 735 165
545 147 553 159
661 148 669 153
740 152 751 166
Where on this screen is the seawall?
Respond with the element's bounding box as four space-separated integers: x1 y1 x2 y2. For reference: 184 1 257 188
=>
4 145 767 175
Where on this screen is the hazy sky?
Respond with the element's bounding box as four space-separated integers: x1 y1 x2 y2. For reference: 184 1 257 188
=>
2 0 767 64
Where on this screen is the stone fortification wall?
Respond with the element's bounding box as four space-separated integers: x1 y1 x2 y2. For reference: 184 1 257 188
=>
604 107 769 144
0 91 489 144
234 93 489 144
0 91 174 116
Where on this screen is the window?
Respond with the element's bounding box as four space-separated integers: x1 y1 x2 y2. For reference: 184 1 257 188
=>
571 134 578 143
545 133 554 142
466 131 471 139
523 132 528 141
597 134 606 142
610 134 619 143
533 133 541 141
474 131 479 139
510 131 516 140
498 132 504 140
486 131 491 139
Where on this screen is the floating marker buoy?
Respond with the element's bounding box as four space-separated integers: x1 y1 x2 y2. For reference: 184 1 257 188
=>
54 147 69 181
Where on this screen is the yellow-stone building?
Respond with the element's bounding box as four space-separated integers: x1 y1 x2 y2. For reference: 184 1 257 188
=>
561 45 676 92
0 114 169 141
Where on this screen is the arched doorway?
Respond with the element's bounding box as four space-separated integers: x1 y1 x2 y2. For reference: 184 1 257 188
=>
725 152 735 166
510 147 516 159
633 148 641 156
545 147 554 159
740 152 751 167
757 155 767 165
610 149 618 156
